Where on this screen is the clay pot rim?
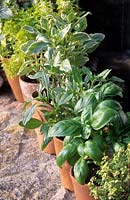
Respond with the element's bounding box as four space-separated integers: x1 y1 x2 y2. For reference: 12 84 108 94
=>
19 75 39 85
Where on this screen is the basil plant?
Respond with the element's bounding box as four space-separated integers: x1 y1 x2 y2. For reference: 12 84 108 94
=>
19 66 129 186
48 83 129 185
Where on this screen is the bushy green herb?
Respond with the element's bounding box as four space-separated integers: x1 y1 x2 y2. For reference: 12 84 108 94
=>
89 144 130 200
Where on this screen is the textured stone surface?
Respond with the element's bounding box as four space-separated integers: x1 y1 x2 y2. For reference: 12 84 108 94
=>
0 85 75 200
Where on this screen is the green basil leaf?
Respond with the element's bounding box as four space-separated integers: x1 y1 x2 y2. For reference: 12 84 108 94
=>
101 82 123 97
56 143 75 167
74 158 89 184
63 136 72 146
41 137 52 151
74 93 97 113
58 93 73 106
22 104 36 125
40 124 52 150
82 125 92 140
84 140 103 163
77 143 86 157
48 119 82 137
95 100 122 111
93 134 107 152
91 108 117 130
68 153 80 166
19 118 42 129
72 66 82 87
81 106 92 123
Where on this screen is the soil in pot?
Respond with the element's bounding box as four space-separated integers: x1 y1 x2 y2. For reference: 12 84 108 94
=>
19 76 39 101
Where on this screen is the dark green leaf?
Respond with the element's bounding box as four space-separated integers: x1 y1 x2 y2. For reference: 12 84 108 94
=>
101 82 123 97
82 67 92 78
68 153 80 166
84 140 103 163
58 93 73 106
56 143 75 167
91 107 117 130
95 100 122 111
41 136 52 150
93 134 107 152
77 143 86 157
48 119 82 137
74 13 90 32
40 124 52 150
123 137 130 144
84 40 100 54
40 124 49 135
19 118 42 129
74 92 97 113
117 110 128 126
41 71 50 92
74 158 89 184
63 136 72 146
81 106 92 123
72 66 82 87
111 76 125 83
82 125 92 140
22 104 36 125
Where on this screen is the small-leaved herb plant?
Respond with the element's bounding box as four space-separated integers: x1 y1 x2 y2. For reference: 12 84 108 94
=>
88 144 130 200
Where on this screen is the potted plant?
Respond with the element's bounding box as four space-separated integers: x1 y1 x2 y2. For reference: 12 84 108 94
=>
18 0 105 152
46 69 129 199
88 143 130 200
19 65 126 192
19 0 104 100
0 0 45 101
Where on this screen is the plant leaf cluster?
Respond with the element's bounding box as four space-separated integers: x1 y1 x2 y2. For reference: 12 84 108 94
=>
20 65 130 185
89 144 130 200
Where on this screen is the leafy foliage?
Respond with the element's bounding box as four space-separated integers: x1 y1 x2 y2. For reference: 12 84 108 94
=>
89 144 130 200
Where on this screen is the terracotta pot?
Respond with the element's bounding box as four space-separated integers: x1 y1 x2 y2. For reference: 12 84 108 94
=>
6 75 24 103
70 168 95 200
54 137 74 191
32 100 53 122
32 101 55 155
19 76 39 101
